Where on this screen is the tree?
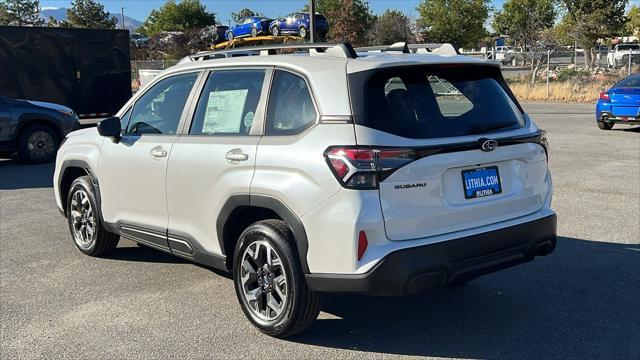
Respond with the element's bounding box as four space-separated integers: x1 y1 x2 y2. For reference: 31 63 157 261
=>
303 0 374 46
493 0 556 49
417 0 490 49
66 0 116 29
139 0 216 36
0 0 44 26
0 3 10 24
368 10 413 46
625 6 640 36
559 0 628 66
231 8 265 23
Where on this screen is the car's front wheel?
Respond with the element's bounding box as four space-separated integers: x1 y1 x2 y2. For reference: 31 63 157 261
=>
271 25 280 36
298 26 307 39
227 31 234 42
66 176 119 256
18 124 59 163
251 27 258 37
233 220 321 338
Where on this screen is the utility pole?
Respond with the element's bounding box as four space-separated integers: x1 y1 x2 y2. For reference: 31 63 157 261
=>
121 7 125 30
309 0 316 43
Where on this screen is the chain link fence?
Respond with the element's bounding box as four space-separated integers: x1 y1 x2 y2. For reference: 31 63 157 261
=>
500 50 639 102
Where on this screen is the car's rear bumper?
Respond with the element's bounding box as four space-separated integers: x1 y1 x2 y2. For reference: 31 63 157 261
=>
598 111 640 125
305 214 557 296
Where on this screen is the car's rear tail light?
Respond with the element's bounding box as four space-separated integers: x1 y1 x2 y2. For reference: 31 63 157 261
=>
325 146 418 189
599 91 610 100
357 231 368 260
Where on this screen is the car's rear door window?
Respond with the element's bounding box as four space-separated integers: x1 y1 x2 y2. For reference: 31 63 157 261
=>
189 69 266 135
265 70 317 135
349 65 524 139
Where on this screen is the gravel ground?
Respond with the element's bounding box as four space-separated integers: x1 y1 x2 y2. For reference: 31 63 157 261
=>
1 102 638 359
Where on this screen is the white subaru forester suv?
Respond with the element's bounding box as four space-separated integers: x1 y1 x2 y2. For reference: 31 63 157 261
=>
54 43 556 338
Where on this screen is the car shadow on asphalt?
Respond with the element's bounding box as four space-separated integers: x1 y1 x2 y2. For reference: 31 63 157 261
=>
106 242 234 280
615 126 640 133
0 159 55 190
291 237 640 358
104 243 188 265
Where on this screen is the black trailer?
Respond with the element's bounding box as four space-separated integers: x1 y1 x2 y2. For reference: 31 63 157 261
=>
0 26 131 119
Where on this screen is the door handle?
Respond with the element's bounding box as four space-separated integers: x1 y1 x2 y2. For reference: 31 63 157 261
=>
225 149 249 162
149 148 168 158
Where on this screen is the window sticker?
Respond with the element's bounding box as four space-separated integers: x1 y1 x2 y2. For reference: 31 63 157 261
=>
243 111 255 129
202 89 248 134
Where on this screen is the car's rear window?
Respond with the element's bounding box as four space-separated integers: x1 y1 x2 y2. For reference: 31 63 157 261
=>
615 76 640 88
348 65 525 139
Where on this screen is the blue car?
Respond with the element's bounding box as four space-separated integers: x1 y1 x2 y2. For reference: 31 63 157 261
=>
226 17 273 42
596 74 640 130
269 13 328 39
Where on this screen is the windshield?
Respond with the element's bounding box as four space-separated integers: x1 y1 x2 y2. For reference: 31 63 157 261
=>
348 65 525 139
617 44 639 51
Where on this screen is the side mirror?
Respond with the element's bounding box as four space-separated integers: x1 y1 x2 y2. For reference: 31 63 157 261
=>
97 117 121 140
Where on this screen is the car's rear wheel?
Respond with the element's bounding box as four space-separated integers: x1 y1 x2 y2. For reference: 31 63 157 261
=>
233 220 321 338
298 26 307 39
251 27 258 37
18 124 59 163
66 176 119 256
271 25 280 36
598 121 614 130
227 31 234 42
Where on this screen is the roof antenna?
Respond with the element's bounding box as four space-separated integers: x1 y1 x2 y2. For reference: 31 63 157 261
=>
383 42 410 54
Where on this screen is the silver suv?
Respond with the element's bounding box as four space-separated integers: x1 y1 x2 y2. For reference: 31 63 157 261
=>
54 43 556 337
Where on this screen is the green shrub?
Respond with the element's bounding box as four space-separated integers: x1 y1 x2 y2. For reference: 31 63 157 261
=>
556 67 591 82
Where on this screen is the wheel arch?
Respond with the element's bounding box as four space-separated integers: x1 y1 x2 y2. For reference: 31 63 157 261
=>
57 160 110 228
16 117 64 144
217 195 310 273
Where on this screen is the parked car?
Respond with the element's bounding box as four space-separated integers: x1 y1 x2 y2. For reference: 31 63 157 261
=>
494 46 515 64
129 33 149 47
0 96 79 163
595 74 640 130
214 25 229 44
269 13 328 39
53 43 556 338
226 17 273 42
607 43 640 68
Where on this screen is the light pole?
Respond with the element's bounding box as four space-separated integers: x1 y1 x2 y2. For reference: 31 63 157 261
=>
309 0 316 43
121 7 125 30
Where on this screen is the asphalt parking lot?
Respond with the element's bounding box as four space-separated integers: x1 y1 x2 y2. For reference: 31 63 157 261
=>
1 103 638 359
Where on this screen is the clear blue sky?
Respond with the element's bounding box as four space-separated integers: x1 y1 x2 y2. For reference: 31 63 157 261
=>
40 0 513 25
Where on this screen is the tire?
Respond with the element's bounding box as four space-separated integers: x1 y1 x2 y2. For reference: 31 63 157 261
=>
598 121 614 130
298 26 307 39
227 31 234 42
251 27 258 37
233 220 321 338
18 124 59 163
66 176 119 256
271 25 280 37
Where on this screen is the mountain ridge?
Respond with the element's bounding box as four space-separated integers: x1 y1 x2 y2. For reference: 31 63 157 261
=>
40 7 143 31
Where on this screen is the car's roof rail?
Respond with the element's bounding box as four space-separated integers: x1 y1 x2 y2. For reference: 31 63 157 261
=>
186 43 358 62
355 43 459 56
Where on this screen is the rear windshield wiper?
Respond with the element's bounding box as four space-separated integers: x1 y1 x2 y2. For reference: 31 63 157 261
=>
467 122 516 135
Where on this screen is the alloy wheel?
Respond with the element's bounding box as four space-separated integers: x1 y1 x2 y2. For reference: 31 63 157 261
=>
70 189 96 250
239 240 288 322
